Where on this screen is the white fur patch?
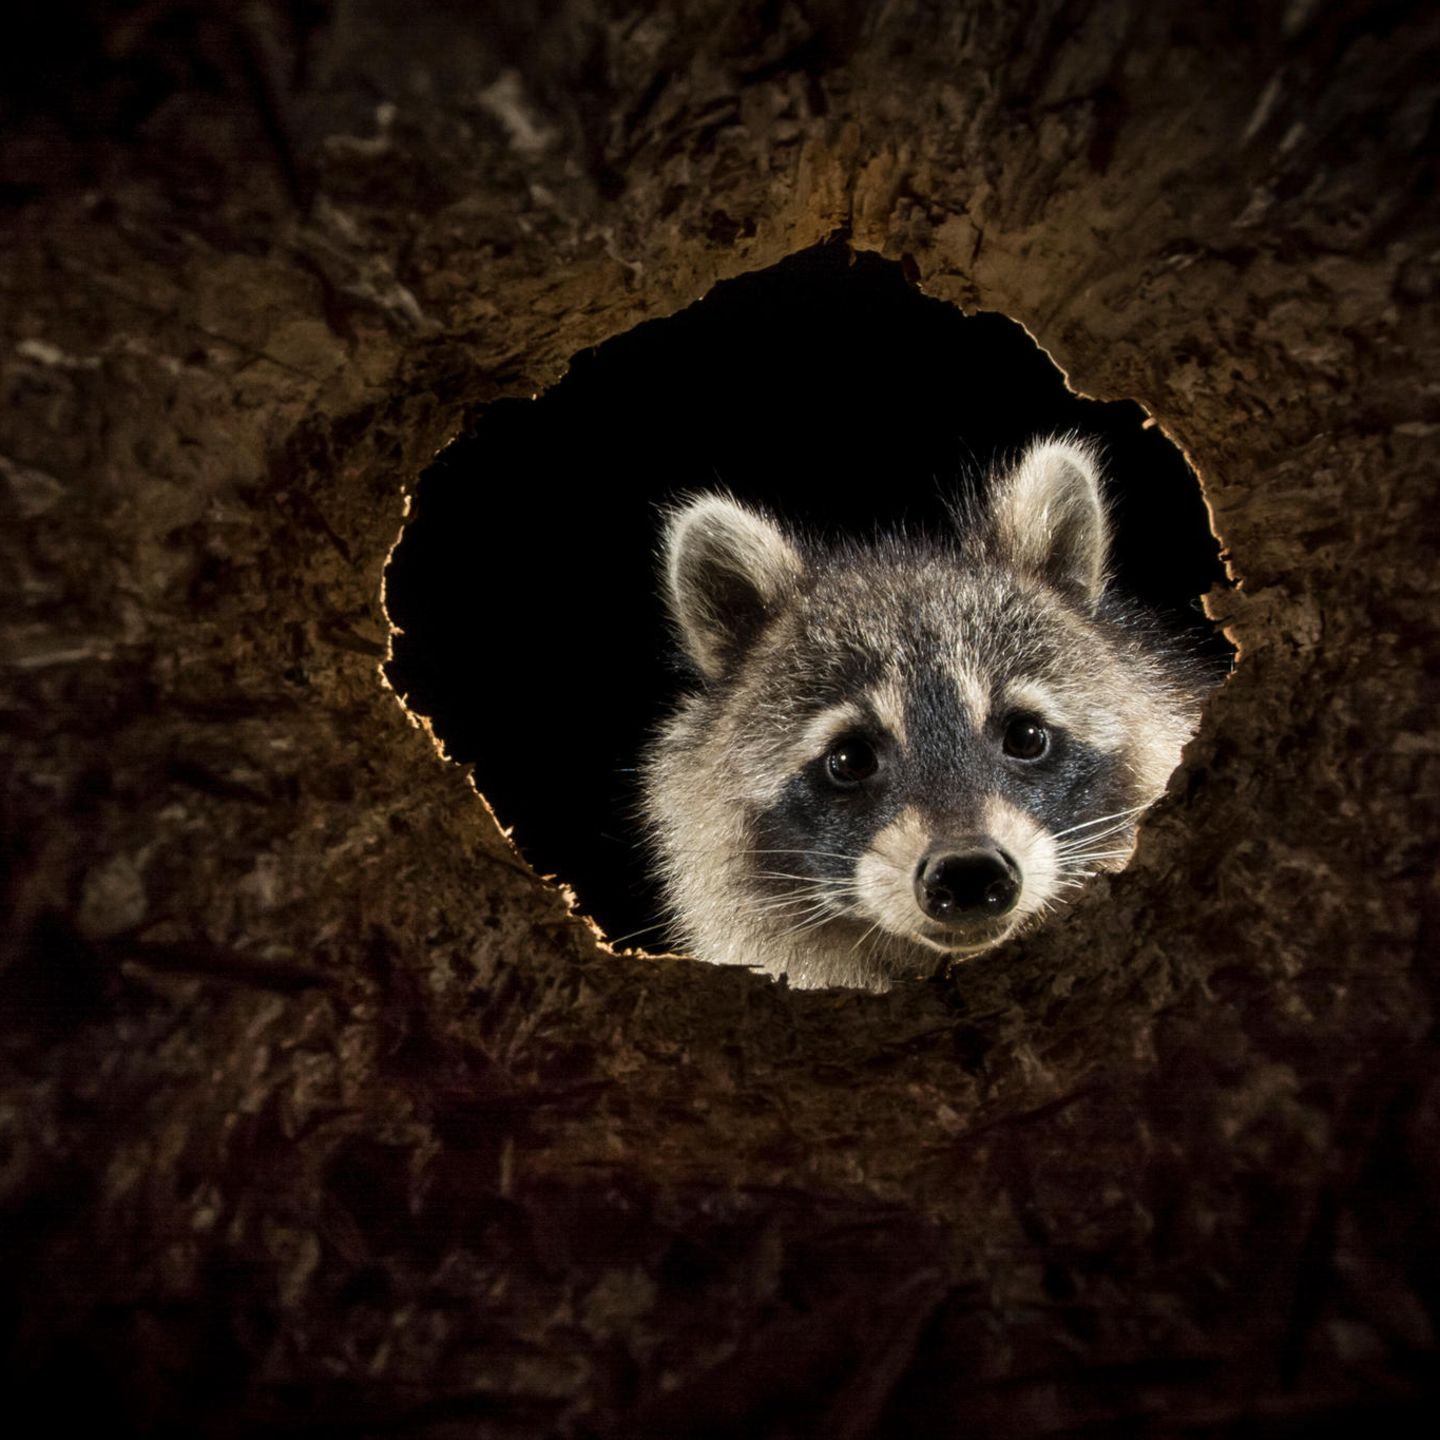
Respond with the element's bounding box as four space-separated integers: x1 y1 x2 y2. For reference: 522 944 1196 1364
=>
866 677 909 748
786 701 866 779
953 656 990 732
1003 677 1064 727
1003 673 1125 754
984 794 1057 923
854 807 930 939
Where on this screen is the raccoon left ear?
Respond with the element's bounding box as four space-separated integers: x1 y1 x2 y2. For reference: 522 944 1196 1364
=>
662 494 803 680
991 438 1109 609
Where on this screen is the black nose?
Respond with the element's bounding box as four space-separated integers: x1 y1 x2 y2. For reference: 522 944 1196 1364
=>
915 846 1020 922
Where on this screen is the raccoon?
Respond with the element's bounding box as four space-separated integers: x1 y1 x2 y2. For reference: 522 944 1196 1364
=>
641 438 1212 992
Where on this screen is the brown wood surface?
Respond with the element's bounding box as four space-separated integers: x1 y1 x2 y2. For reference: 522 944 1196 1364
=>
2 2 1437 1434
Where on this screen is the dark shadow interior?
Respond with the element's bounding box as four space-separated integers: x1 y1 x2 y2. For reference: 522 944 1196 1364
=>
384 241 1231 944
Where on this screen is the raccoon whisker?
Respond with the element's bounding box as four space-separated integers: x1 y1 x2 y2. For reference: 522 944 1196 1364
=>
1053 822 1142 851
1048 805 1150 841
865 928 893 972
1054 836 1137 856
747 880 861 906
741 894 817 913
1056 845 1132 865
753 893 866 912
778 902 854 936
604 920 672 947
658 847 863 864
745 904 844 928
750 869 864 886
749 885 868 906
744 903 834 931
1059 840 1134 864
747 879 866 903
848 919 885 955
791 917 847 939
743 848 864 863
742 894 843 919
777 915 842 940
768 904 836 928
1054 833 1139 856
1054 818 1140 843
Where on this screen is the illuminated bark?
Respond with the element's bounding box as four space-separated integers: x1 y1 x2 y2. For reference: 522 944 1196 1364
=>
2 2 1436 1432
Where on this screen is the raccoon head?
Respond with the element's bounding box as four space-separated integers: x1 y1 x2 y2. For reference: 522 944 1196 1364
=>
650 440 1195 989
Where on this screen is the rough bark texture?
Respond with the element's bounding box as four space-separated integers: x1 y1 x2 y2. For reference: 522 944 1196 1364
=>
3 2 1438 1434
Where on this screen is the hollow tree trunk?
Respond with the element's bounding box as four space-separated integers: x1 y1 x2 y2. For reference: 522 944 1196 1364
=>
2 2 1437 1434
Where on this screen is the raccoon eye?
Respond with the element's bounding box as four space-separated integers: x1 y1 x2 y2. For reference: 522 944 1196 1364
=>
1002 715 1049 761
824 735 879 789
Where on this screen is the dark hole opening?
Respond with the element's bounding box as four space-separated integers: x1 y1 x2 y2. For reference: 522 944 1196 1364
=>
384 241 1232 945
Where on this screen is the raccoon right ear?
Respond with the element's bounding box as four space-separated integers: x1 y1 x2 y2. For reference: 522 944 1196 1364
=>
990 438 1110 610
662 495 803 679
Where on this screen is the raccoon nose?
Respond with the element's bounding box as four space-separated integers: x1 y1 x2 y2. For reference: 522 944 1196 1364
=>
916 847 1020 922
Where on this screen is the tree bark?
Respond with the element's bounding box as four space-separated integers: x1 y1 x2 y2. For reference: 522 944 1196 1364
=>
2 2 1437 1433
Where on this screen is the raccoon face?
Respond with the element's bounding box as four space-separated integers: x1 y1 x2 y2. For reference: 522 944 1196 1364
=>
738 587 1140 966
647 439 1201 989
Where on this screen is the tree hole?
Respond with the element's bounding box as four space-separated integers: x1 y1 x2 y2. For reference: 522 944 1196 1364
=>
383 241 1232 950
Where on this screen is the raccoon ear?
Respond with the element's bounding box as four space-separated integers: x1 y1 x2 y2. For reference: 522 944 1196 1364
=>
662 495 803 679
991 438 1109 608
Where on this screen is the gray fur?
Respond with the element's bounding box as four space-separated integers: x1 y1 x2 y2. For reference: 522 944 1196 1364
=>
642 437 1212 992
